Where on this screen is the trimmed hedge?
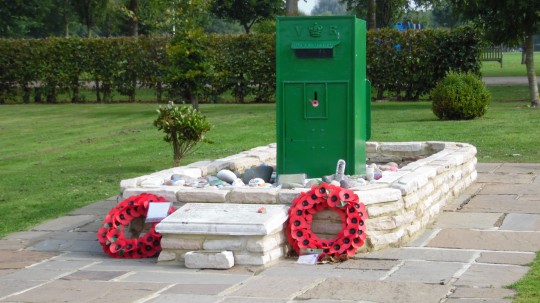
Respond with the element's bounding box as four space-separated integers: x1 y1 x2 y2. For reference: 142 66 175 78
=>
367 26 482 100
0 27 481 104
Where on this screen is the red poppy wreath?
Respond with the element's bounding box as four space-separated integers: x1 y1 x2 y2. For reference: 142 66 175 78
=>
97 193 175 258
286 183 368 258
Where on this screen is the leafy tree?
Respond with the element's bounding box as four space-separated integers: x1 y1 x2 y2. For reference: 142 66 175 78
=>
210 0 284 33
312 0 349 16
341 0 409 29
0 0 53 37
431 1 460 28
71 0 108 37
154 103 212 166
450 0 539 107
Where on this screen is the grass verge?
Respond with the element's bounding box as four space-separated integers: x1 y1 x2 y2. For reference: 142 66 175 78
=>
481 51 540 77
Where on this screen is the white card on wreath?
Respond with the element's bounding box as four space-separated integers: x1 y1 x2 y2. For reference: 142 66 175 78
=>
145 202 172 223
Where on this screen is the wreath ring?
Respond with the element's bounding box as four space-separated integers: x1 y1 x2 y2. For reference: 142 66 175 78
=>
97 193 175 258
286 183 368 258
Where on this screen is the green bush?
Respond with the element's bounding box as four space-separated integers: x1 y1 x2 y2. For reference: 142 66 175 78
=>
431 71 491 120
153 103 212 166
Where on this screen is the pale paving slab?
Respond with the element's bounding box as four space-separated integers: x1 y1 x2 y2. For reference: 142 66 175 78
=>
2 280 168 303
461 194 540 214
119 271 251 285
0 280 45 300
336 259 400 270
450 287 515 299
296 278 452 303
0 250 57 269
493 163 540 174
426 229 540 252
445 299 511 303
28 238 102 253
431 212 502 230
480 183 540 195
31 215 96 231
360 247 477 263
0 267 74 281
499 213 540 231
477 251 536 266
161 283 233 295
476 173 535 184
146 294 220 303
455 263 530 288
259 260 387 280
476 163 502 173
227 276 323 300
385 260 464 284
221 298 288 303
60 270 129 281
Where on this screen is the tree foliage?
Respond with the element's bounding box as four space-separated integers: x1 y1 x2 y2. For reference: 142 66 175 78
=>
312 0 349 16
450 0 540 106
341 0 409 28
210 0 284 33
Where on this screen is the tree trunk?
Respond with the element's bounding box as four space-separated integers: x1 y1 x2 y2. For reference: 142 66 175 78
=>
190 92 199 111
172 133 181 166
129 0 139 37
286 0 298 16
525 33 539 107
368 0 377 30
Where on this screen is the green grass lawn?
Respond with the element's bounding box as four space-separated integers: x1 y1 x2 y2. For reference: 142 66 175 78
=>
1 86 539 302
481 51 540 77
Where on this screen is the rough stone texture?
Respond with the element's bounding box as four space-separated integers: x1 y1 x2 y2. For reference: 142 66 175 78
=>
461 194 540 214
431 212 503 230
228 276 323 300
499 213 540 231
455 264 530 288
450 287 516 299
427 229 540 252
386 260 465 284
476 251 536 266
122 142 477 256
296 278 452 303
184 251 234 269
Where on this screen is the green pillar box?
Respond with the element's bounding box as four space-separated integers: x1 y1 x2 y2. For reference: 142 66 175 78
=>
276 16 371 178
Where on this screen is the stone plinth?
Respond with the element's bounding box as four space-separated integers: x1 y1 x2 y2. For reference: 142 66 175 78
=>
121 141 478 263
156 203 288 266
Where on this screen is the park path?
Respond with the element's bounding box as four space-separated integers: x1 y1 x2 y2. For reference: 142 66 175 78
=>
1 163 539 303
483 76 539 86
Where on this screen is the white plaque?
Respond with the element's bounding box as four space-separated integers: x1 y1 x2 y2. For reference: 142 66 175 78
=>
145 202 172 223
155 203 288 236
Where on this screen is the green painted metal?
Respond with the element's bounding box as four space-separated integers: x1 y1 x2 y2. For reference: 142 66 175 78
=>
276 15 371 178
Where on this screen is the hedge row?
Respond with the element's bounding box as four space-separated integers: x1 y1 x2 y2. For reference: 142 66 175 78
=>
0 27 481 104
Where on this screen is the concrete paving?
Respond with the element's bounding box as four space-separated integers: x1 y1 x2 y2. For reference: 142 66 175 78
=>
1 163 539 302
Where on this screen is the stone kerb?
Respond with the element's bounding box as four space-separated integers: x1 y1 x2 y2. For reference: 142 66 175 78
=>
119 141 477 258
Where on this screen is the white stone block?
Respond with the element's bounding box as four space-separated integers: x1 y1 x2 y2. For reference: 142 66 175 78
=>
177 188 229 203
161 238 202 250
358 188 402 205
156 203 288 236
247 233 284 253
187 160 213 176
122 187 178 203
366 200 405 217
278 188 309 204
140 177 165 187
185 251 234 269
229 156 262 172
120 178 139 189
203 238 245 251
229 188 278 204
367 217 397 231
206 161 231 175
234 246 285 265
157 251 177 262
368 229 405 246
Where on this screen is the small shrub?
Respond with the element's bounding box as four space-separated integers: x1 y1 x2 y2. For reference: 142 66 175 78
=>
431 71 490 120
153 103 212 166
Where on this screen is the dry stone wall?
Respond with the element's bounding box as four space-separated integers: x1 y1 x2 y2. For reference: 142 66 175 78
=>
120 141 477 262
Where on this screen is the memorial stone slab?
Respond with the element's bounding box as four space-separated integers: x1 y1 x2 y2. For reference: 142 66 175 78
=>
156 203 288 236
